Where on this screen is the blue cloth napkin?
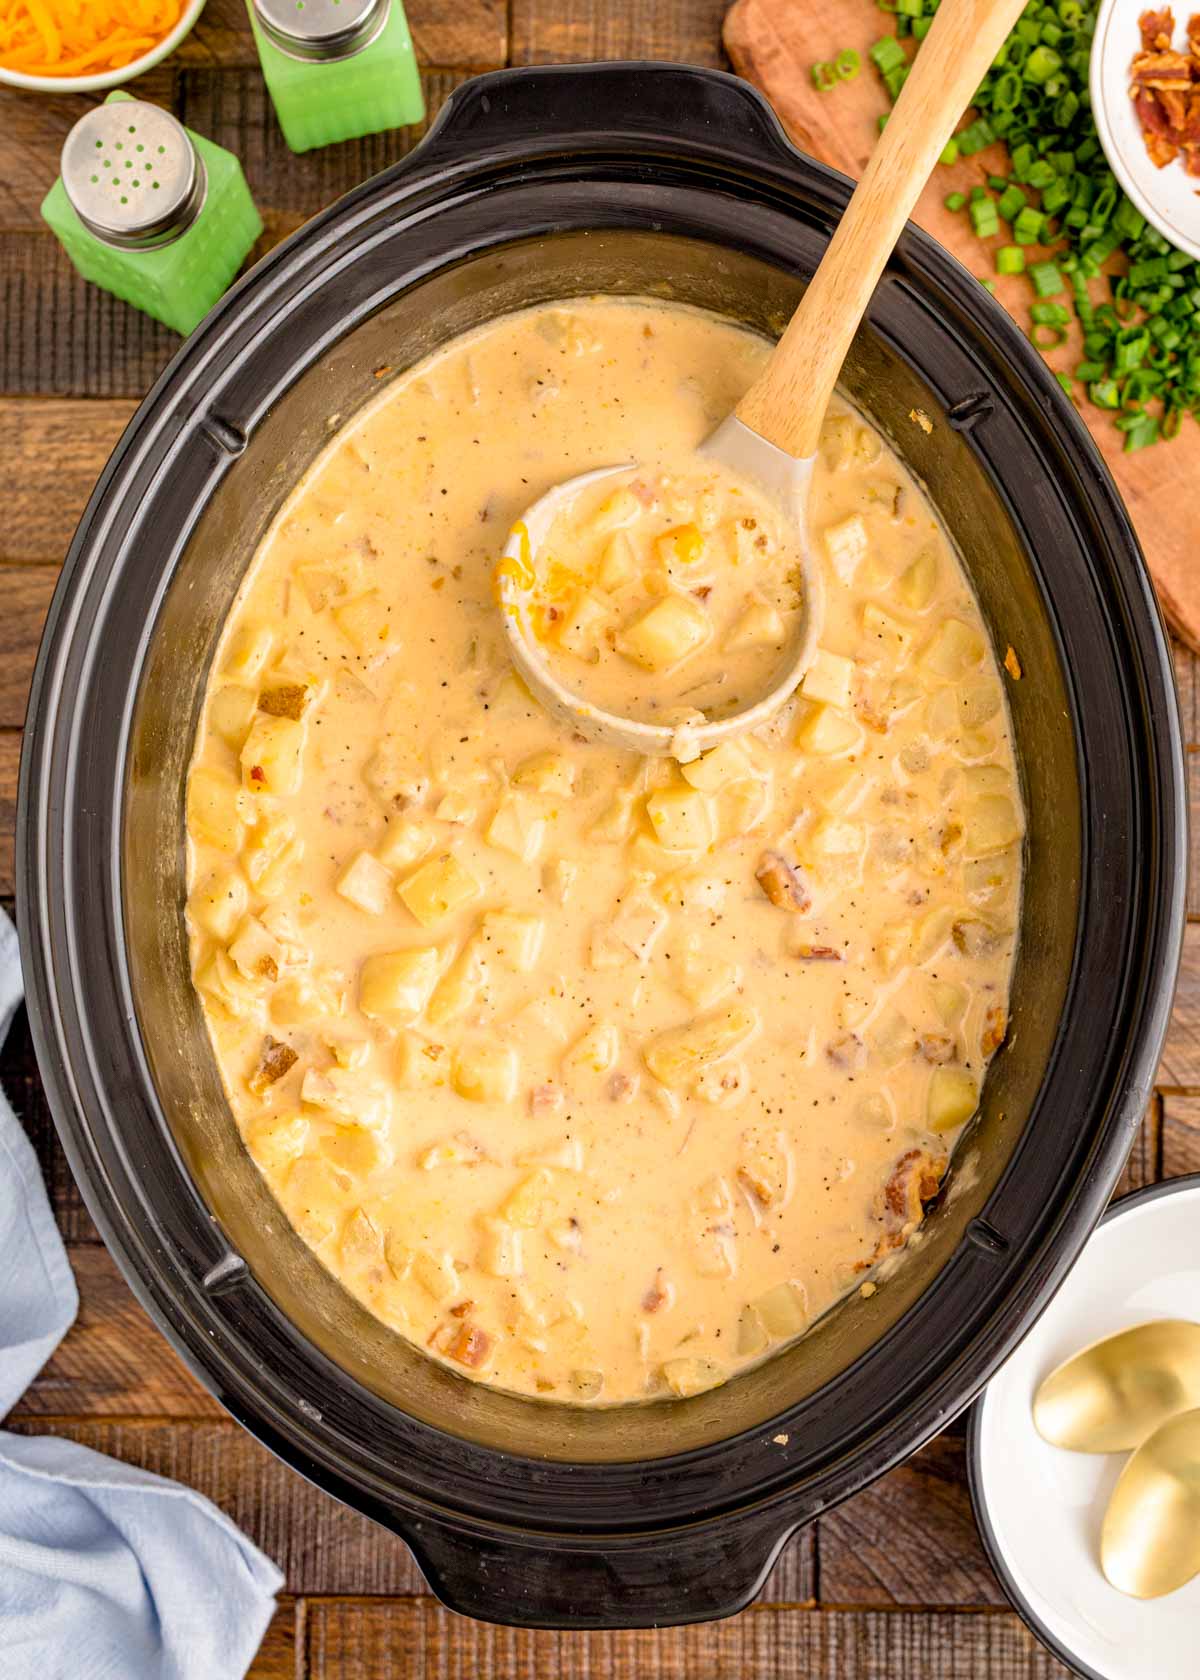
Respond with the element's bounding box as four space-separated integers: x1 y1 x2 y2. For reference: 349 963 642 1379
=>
0 909 284 1679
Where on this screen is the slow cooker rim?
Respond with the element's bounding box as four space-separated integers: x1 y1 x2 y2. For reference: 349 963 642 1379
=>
16 60 1186 1607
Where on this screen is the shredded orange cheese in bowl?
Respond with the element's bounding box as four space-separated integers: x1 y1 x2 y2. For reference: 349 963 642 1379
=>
0 0 190 81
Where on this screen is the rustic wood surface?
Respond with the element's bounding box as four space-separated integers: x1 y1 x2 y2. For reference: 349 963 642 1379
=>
0 2 1195 1675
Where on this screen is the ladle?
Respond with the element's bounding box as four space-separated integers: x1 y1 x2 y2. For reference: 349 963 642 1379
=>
497 0 1029 757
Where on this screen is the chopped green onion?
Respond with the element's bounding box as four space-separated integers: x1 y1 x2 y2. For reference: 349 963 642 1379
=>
1012 206 1047 244
996 246 1026 274
970 196 1000 236
1029 261 1064 296
835 47 861 80
944 191 967 212
1026 44 1062 82
869 35 907 74
811 61 838 91
997 184 1027 222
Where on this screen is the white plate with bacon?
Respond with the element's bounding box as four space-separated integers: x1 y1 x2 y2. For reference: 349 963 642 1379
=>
1092 1 1200 260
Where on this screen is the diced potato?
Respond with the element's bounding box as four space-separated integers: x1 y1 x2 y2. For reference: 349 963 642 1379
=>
223 624 274 682
588 788 639 845
240 713 305 797
592 485 641 532
961 794 1023 858
270 973 341 1027
795 700 861 756
930 979 968 1024
259 679 316 721
876 922 912 977
295 563 344 614
245 1113 309 1174
801 647 855 711
643 1004 759 1089
376 816 432 872
896 549 938 610
187 767 244 852
427 941 488 1027
737 1304 769 1356
677 952 741 1010
516 1137 584 1170
228 915 285 985
596 531 637 592
502 1167 555 1228
661 1357 725 1398
485 793 546 864
658 870 727 914
340 1207 384 1270
358 947 440 1020
964 850 1018 907
413 1249 459 1302
544 857 579 903
333 590 396 654
912 904 955 962
752 1281 809 1339
555 589 609 659
321 1029 370 1070
927 1066 980 1133
655 522 706 570
569 1369 604 1400
452 1039 519 1104
300 1066 391 1131
283 1156 348 1246
962 764 1012 796
924 686 959 740
364 738 428 806
480 909 545 972
810 816 864 857
435 789 478 826
738 1129 792 1210
511 752 576 797
823 514 868 583
617 593 711 671
189 867 248 941
725 599 785 651
813 763 862 815
319 1123 392 1177
478 1218 523 1278
564 1023 620 1076
680 739 748 793
398 850 483 926
959 682 1002 728
419 1132 484 1169
209 684 258 750
646 786 712 852
336 850 393 915
860 603 913 668
716 777 772 841
871 1009 916 1066
394 1030 449 1090
920 618 985 681
606 891 667 964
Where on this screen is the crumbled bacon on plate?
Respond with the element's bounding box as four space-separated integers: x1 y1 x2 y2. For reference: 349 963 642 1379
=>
1130 10 1200 173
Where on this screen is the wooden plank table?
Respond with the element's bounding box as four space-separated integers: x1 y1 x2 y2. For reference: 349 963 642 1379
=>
1 2 1197 1673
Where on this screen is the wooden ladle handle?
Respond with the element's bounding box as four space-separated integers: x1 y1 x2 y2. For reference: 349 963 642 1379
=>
734 0 1030 460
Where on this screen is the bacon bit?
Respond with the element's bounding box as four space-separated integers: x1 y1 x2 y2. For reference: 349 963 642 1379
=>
1131 12 1200 173
874 1147 947 1256
795 943 842 961
981 1004 1008 1057
826 1030 865 1071
258 683 307 720
642 1270 670 1313
607 1071 637 1103
529 1081 564 1116
373 365 393 379
449 1299 474 1318
691 585 713 601
918 1032 957 1065
248 765 266 785
248 1035 297 1095
448 1323 492 1368
1004 645 1022 681
909 407 933 435
755 850 812 912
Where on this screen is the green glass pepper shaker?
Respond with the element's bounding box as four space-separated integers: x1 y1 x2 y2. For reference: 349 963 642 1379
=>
248 0 425 154
41 92 262 339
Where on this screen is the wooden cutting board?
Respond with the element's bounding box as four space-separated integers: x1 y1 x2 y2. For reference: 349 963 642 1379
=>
724 0 1200 650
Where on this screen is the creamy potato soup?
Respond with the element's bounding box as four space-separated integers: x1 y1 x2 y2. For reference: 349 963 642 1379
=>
519 459 807 724
186 297 1023 1406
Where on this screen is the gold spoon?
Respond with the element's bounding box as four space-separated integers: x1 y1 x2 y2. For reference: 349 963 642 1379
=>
1033 1320 1200 1453
498 0 1029 757
1102 1407 1200 1598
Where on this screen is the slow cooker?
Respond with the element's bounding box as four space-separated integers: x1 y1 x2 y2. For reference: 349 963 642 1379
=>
17 64 1186 1628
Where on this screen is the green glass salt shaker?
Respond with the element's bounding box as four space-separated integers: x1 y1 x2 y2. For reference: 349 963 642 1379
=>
40 93 262 339
248 0 425 154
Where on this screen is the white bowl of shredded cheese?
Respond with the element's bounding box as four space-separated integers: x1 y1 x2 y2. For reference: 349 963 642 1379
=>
0 0 205 95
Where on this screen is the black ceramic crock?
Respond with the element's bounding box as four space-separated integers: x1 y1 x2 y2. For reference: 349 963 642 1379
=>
17 63 1186 1629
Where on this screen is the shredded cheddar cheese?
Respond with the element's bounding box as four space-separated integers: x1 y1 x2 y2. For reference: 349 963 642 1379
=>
0 0 185 77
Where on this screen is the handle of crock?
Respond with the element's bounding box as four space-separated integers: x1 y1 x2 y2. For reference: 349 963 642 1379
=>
402 1507 795 1629
412 62 800 175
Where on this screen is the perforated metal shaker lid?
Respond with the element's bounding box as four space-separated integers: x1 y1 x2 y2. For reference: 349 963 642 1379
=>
252 0 390 61
61 102 206 251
